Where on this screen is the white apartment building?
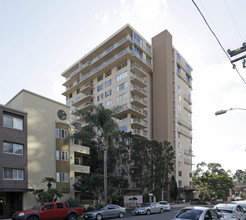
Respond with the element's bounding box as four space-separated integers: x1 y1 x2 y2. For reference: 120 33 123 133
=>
61 24 194 200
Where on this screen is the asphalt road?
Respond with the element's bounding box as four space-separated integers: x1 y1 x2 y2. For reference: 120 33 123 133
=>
123 207 181 220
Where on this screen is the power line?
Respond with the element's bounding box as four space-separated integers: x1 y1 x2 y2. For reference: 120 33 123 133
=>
191 0 246 85
224 0 244 42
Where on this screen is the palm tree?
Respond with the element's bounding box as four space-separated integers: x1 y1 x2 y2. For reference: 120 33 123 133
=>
41 177 56 189
71 104 119 204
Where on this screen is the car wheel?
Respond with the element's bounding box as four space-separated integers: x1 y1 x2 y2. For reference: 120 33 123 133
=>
160 208 164 213
119 212 124 218
96 214 103 220
27 216 39 220
146 210 151 215
67 214 77 220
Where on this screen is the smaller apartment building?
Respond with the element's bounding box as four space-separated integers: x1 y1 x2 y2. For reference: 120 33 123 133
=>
0 105 28 219
6 90 90 211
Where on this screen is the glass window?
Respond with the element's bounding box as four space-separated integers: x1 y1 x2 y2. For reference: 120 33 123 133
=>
119 125 127 132
3 115 23 130
177 65 181 74
133 32 143 47
44 204 54 210
117 93 128 102
61 151 68 161
105 70 111 78
177 53 181 63
105 79 112 87
56 128 59 138
97 84 103 92
116 71 127 82
56 203 64 209
4 168 24 180
105 99 112 107
146 43 151 55
117 60 127 71
61 129 68 139
62 172 69 182
97 94 103 101
56 172 60 182
3 142 23 155
56 150 60 160
97 75 103 82
105 89 112 97
117 82 128 92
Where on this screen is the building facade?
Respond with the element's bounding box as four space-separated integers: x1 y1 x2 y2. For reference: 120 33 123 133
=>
61 24 194 199
6 90 90 211
0 105 28 219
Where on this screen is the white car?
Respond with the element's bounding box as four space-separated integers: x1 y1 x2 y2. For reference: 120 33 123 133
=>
214 203 246 220
158 201 171 211
174 206 221 220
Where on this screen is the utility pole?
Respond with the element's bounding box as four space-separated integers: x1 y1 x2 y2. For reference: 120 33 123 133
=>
227 42 246 68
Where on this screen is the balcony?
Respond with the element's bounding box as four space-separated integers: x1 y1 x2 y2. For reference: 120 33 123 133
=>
130 73 147 88
131 118 147 129
116 104 147 119
130 97 147 109
177 117 192 129
131 84 147 98
184 149 195 157
80 82 94 94
131 128 147 138
177 126 192 138
184 157 194 165
72 93 94 108
183 94 192 104
131 62 148 78
72 102 94 116
183 103 192 112
63 47 152 96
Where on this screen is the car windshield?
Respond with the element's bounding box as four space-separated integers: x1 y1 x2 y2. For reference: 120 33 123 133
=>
31 203 44 210
141 203 150 207
176 209 203 220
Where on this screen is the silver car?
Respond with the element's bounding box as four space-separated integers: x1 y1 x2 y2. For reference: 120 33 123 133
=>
214 203 246 220
158 201 171 211
174 206 221 220
134 202 164 215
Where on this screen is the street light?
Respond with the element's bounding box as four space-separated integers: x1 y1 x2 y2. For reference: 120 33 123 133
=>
215 108 246 115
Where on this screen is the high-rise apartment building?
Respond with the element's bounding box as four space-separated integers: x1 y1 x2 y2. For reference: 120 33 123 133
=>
61 24 194 200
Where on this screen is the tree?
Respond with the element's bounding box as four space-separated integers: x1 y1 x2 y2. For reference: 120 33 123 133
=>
193 162 234 201
73 173 128 205
71 104 119 204
33 177 63 203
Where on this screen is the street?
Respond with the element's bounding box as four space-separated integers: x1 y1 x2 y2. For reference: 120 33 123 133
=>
123 208 180 220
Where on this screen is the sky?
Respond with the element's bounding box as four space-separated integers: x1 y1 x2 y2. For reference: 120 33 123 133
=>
1 0 246 174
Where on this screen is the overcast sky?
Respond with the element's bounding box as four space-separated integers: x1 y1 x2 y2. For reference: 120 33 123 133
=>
1 0 246 173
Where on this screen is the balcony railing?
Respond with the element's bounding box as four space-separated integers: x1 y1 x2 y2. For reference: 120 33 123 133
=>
65 36 152 84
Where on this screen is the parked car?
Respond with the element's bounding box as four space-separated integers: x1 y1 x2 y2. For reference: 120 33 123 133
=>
174 206 221 220
231 201 246 211
83 204 126 220
158 201 171 211
11 202 83 220
214 203 246 220
133 202 164 215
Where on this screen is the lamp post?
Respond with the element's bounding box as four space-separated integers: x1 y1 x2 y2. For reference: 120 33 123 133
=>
215 108 246 115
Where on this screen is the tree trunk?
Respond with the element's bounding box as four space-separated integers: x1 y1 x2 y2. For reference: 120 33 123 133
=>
104 150 107 205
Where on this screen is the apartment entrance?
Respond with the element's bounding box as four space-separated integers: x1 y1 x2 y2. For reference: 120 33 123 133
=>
0 192 22 219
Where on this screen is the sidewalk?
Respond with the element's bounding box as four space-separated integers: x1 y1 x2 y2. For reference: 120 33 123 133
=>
171 202 191 209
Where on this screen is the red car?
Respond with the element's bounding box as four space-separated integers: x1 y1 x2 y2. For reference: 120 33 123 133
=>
12 202 83 220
